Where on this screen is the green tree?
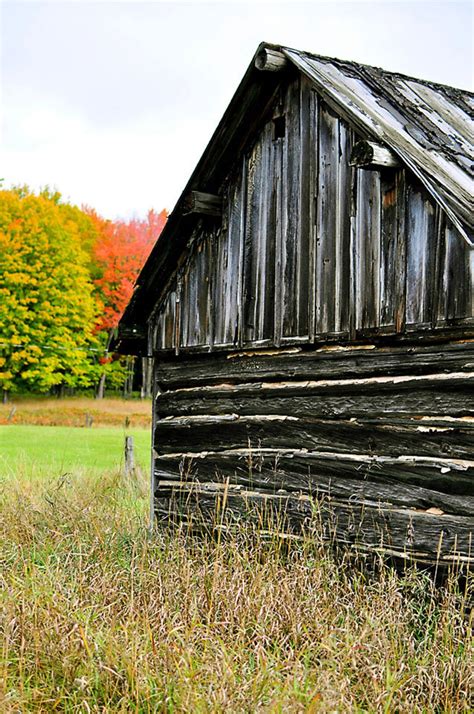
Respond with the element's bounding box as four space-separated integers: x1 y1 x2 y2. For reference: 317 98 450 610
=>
0 188 101 394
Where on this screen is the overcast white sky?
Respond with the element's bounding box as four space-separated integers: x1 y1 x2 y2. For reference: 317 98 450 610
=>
1 0 472 219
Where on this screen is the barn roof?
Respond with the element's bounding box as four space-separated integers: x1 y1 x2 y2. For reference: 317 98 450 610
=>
116 42 473 353
286 47 473 244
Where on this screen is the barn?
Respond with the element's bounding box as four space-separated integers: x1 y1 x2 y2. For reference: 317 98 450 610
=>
115 43 474 567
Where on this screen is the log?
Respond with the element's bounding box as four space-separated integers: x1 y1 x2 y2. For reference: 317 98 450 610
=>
255 47 288 72
159 370 474 399
155 413 474 459
154 447 474 498
154 482 474 566
156 389 473 421
183 191 222 217
154 466 474 516
155 341 474 389
155 371 474 420
350 140 401 169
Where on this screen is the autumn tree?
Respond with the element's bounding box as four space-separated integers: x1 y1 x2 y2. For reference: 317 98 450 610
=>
0 185 166 398
91 209 167 397
92 209 167 332
0 188 101 396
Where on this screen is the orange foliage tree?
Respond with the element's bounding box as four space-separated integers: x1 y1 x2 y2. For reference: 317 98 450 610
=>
91 209 167 333
88 209 167 396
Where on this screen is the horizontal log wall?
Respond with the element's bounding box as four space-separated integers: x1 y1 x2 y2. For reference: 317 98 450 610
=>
152 341 474 566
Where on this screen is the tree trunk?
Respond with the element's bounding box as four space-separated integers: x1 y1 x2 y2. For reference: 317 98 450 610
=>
96 329 116 399
2 389 8 404
96 372 106 399
123 356 135 398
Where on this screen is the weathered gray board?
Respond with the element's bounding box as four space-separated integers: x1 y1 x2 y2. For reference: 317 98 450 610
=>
152 342 474 566
146 72 473 566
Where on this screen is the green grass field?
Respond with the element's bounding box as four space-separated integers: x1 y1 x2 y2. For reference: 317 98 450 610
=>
0 424 150 475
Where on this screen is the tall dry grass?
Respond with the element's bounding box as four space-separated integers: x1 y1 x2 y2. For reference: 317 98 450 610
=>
0 467 472 712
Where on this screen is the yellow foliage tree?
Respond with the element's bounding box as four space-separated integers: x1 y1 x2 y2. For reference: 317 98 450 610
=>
0 188 101 394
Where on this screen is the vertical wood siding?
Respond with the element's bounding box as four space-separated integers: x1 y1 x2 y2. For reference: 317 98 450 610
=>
438 221 473 324
280 78 316 340
406 182 437 327
243 122 276 343
213 174 244 346
150 75 473 355
355 170 381 331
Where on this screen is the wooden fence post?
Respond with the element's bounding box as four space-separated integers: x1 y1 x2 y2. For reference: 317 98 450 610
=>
124 435 135 476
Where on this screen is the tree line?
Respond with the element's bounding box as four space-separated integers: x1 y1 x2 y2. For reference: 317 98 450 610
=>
0 186 167 399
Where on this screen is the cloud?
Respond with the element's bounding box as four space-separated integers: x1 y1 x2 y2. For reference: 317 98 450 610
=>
2 95 211 217
1 1 472 218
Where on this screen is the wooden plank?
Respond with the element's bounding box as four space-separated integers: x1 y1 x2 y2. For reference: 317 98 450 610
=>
394 169 407 333
196 237 210 346
308 87 318 343
237 156 247 347
243 128 276 342
242 141 260 340
212 201 229 347
155 340 474 388
379 171 399 328
149 277 178 352
315 103 339 334
174 276 181 356
155 413 474 460
438 221 473 323
179 249 193 346
206 231 215 350
177 228 212 348
154 482 474 565
178 257 191 348
268 118 280 345
406 180 436 326
209 157 246 349
348 151 358 340
431 208 445 330
183 191 222 217
281 77 302 340
164 291 177 350
355 169 381 330
151 295 168 352
335 120 352 334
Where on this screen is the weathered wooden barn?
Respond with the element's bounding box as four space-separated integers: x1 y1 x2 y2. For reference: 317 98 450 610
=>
116 43 474 567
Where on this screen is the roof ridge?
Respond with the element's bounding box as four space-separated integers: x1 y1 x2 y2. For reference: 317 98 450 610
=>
273 43 474 99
